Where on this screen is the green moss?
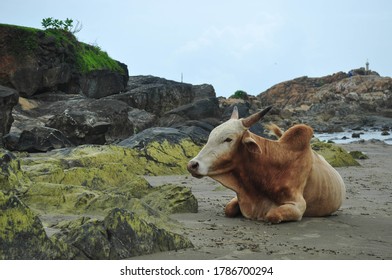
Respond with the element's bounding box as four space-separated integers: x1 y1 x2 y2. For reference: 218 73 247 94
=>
142 184 198 214
312 141 360 167
76 43 125 74
142 139 200 175
1 139 202 259
21 182 98 214
0 150 31 193
349 150 369 160
0 195 37 242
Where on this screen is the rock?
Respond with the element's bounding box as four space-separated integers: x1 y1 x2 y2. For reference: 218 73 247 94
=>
0 85 19 146
349 151 369 160
142 184 198 214
159 97 221 127
46 109 110 145
52 208 193 259
0 193 64 259
0 149 27 193
20 144 201 214
0 142 201 259
0 24 128 98
258 71 392 131
119 127 191 149
108 75 216 116
6 126 73 152
127 108 157 134
352 133 361 138
311 141 360 167
177 124 212 145
80 69 127 99
45 98 134 144
10 67 43 96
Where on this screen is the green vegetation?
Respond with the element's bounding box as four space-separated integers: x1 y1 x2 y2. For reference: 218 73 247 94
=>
76 42 124 73
230 90 248 100
41 17 74 31
0 22 124 74
0 24 40 57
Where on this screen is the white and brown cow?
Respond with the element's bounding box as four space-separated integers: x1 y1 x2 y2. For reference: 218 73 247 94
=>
187 106 346 224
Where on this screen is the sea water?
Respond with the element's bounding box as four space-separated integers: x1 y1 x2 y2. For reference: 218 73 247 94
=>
314 130 392 145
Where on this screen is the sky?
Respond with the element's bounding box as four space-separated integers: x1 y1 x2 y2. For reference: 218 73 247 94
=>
1 0 391 97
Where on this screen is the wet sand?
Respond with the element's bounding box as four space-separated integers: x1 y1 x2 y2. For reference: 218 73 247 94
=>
136 142 392 260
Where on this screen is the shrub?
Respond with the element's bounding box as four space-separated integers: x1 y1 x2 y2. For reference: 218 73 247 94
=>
41 17 82 34
230 90 248 100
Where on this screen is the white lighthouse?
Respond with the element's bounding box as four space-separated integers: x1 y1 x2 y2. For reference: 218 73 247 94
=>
365 60 369 74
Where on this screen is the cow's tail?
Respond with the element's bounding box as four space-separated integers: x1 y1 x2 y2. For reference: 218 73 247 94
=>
266 123 284 139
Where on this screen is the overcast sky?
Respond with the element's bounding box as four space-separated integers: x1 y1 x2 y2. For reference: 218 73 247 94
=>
2 0 391 97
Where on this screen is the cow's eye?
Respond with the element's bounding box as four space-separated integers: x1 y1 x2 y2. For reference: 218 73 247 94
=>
224 137 232 143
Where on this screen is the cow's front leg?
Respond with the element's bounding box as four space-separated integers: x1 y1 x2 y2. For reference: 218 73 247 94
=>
224 197 241 217
265 196 306 224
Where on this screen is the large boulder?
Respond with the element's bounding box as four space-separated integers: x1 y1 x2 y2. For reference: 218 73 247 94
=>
80 69 128 99
5 126 73 152
159 97 221 127
108 75 216 116
44 98 134 144
0 85 19 146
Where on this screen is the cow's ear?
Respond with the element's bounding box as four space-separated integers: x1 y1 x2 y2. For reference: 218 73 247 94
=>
242 134 262 154
230 106 239 120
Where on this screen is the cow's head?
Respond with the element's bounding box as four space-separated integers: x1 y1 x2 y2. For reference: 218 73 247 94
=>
187 106 272 178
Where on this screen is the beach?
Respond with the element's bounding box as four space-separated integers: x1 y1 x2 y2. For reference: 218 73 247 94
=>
136 141 392 260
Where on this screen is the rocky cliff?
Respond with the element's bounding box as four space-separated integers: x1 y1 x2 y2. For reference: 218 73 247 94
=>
258 70 392 132
0 24 128 98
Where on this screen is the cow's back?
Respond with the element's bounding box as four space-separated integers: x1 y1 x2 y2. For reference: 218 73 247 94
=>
303 151 346 216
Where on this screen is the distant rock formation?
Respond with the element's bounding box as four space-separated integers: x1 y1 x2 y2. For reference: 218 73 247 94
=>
258 70 392 132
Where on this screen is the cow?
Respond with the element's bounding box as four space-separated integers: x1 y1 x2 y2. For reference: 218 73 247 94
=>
187 106 346 224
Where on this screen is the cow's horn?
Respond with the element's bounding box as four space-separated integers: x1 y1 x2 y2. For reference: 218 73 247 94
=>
242 106 272 128
230 106 239 119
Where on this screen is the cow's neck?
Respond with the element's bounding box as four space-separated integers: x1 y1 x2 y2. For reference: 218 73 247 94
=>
211 137 280 197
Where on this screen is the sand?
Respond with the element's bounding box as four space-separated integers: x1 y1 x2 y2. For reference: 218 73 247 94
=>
135 141 392 260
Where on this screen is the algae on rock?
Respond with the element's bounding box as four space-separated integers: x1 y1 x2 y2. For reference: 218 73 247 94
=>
0 193 64 259
311 141 360 167
142 184 198 214
52 208 193 259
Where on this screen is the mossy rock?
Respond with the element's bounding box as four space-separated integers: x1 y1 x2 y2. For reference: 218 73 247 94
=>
21 182 99 215
349 150 369 160
0 192 63 259
52 208 193 259
142 184 198 214
311 141 360 167
0 149 30 193
2 141 201 259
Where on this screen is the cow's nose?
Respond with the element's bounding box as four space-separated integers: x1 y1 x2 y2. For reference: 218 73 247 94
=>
187 160 199 171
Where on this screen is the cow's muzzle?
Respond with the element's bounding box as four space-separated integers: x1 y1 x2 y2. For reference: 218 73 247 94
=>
187 160 203 178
